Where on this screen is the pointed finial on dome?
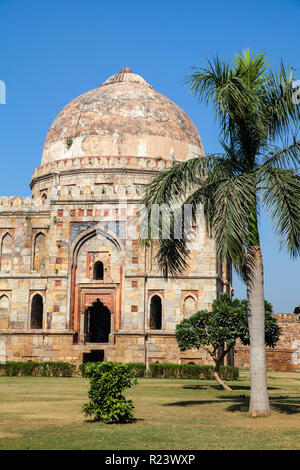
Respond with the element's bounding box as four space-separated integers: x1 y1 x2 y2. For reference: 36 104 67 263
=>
100 68 153 88
121 67 132 73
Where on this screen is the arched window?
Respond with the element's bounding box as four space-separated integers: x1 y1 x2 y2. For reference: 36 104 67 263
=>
30 294 43 329
149 295 162 330
33 233 47 271
0 294 9 329
183 296 197 318
41 193 47 204
93 261 104 280
1 233 13 272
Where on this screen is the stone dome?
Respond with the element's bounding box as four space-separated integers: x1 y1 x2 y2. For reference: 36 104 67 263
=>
41 68 203 166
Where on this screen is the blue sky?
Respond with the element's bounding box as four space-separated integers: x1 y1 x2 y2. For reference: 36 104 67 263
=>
0 0 299 312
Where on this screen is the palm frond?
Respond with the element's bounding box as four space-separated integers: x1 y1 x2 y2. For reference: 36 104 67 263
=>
185 55 261 141
233 48 270 92
140 157 205 209
261 140 300 169
143 50 300 284
154 236 190 278
147 206 192 278
212 172 257 271
263 61 300 139
259 167 300 257
140 154 234 210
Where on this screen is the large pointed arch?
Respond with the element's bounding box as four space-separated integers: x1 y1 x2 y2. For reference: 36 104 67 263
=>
68 223 125 333
70 223 125 264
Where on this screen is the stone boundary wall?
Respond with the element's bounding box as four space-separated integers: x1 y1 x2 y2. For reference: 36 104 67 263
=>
234 313 300 371
0 332 216 367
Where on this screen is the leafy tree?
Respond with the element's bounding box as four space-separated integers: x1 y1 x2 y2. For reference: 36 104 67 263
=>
176 294 281 391
238 299 281 349
81 361 137 423
141 49 300 415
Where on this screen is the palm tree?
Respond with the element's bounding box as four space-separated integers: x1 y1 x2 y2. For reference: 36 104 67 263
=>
141 49 300 416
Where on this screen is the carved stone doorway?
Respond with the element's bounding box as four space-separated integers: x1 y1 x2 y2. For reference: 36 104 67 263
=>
85 299 111 343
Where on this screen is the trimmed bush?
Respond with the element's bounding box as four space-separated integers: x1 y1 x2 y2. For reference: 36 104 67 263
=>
126 362 146 377
219 365 239 381
81 361 137 423
0 360 238 381
149 362 239 381
78 362 88 376
0 361 76 377
79 362 146 378
80 361 238 381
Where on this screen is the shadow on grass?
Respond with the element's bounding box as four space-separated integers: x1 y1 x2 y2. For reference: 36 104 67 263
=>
269 396 300 415
164 395 300 415
183 385 279 391
83 418 145 424
222 395 300 414
164 399 224 407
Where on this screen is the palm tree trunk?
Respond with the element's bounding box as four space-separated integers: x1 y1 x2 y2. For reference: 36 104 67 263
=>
247 245 270 416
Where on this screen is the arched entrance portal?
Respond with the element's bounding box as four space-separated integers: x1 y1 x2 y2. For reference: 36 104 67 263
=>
85 299 111 343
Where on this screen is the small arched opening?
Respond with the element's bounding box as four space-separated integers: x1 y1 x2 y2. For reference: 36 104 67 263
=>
33 232 47 271
93 261 104 280
1 232 13 272
30 294 43 329
149 295 162 330
183 295 197 318
0 294 9 329
41 193 47 204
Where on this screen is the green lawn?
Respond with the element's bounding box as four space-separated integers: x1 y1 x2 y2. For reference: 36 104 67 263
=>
0 369 299 450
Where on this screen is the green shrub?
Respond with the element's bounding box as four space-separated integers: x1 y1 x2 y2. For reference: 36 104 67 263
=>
126 362 146 377
0 360 238 382
78 362 88 376
81 361 137 423
219 365 239 381
0 361 76 377
149 362 238 380
79 362 146 378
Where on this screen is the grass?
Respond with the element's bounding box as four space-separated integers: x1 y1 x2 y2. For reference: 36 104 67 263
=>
0 369 299 450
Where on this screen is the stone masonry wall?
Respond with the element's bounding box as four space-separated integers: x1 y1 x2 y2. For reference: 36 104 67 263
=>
234 313 300 371
0 156 231 366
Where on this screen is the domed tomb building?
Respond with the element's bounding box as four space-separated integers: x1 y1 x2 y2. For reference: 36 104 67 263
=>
0 68 232 365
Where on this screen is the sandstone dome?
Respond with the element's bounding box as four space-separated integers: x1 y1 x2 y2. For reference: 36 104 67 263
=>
41 68 203 166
